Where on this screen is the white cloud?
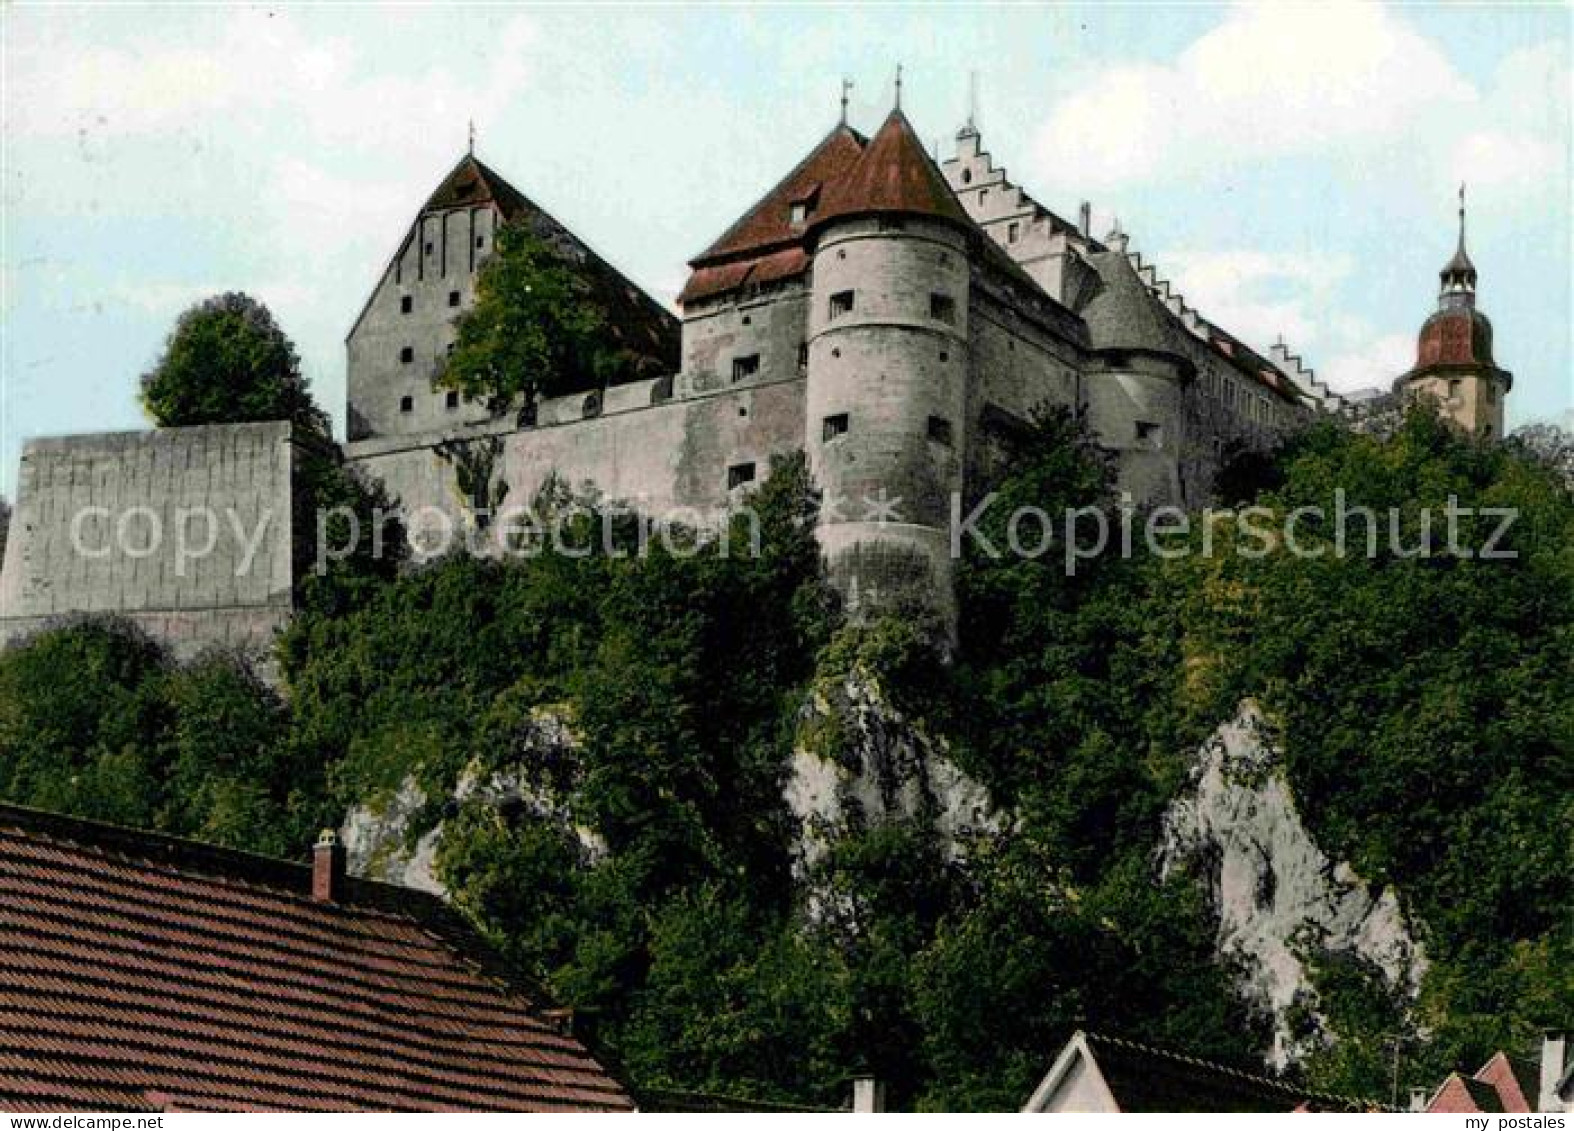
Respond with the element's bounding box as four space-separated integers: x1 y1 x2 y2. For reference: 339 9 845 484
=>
1320 332 1416 394
1030 2 1473 189
1153 249 1357 349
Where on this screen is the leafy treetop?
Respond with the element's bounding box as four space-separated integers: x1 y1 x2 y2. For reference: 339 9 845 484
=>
139 292 328 436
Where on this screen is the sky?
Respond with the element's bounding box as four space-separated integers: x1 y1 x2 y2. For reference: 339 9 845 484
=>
3 2 1570 498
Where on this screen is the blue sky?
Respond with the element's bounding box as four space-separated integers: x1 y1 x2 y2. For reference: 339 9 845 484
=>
3 2 1570 498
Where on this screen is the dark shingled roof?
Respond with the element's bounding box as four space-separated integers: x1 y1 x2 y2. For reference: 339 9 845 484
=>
690 124 867 267
0 804 634 1113
1080 249 1193 357
812 108 973 231
352 154 679 376
1081 1033 1379 1113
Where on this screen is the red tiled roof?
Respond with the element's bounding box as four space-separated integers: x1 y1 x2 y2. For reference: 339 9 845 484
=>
1424 1051 1538 1114
0 805 634 1114
813 109 972 232
1414 307 1498 370
690 125 867 267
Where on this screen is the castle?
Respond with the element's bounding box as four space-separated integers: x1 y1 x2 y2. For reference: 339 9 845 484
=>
0 95 1513 656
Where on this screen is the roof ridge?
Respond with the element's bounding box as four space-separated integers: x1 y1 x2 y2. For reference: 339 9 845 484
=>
1083 1031 1386 1110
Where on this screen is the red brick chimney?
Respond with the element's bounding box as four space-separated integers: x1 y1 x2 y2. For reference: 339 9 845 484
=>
313 829 346 903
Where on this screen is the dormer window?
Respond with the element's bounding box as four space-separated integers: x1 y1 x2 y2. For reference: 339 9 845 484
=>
789 186 820 227
790 202 809 225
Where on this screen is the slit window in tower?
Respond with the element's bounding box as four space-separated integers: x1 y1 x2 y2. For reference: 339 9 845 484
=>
927 416 954 447
930 293 956 325
448 290 461 307
399 346 414 364
731 354 760 382
400 295 413 314
797 342 809 373
727 462 757 490
823 413 849 442
399 395 414 414
1008 222 1020 243
446 391 460 410
829 290 854 320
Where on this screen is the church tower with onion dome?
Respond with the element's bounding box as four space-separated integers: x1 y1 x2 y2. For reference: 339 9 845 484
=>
1395 188 1513 438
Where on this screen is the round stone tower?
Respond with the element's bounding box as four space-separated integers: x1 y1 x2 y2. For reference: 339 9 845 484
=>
804 108 975 639
1396 188 1512 438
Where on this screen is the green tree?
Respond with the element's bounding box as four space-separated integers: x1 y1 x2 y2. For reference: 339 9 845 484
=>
139 292 328 435
438 224 629 418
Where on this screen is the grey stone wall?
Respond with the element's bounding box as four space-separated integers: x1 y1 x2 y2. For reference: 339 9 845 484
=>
347 205 501 441
348 375 807 554
0 422 296 659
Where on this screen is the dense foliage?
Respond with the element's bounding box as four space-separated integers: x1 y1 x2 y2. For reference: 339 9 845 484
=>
438 225 638 418
1 409 1567 1109
139 292 329 436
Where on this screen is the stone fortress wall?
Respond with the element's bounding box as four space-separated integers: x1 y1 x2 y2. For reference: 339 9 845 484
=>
0 422 297 660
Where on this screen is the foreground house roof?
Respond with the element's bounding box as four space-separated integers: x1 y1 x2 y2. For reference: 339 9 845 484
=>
1425 1050 1543 1114
0 804 633 1113
1022 1031 1382 1113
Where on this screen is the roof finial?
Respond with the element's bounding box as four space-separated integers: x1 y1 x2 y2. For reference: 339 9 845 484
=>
895 63 903 110
1457 181 1467 253
968 71 979 129
468 119 476 157
840 76 853 125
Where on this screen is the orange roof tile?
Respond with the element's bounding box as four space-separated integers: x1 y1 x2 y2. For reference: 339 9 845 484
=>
0 805 634 1113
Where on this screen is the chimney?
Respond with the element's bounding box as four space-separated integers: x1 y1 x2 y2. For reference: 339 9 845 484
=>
1408 1086 1429 1112
312 829 346 903
851 1076 885 1113
1078 201 1092 239
1541 1030 1567 1113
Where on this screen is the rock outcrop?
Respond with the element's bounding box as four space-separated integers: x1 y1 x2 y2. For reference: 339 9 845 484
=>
1160 701 1428 1068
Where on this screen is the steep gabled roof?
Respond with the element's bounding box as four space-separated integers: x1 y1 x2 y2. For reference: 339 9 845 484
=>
690 124 867 267
0 804 633 1113
349 153 679 375
421 153 535 220
1023 1031 1382 1113
813 108 972 231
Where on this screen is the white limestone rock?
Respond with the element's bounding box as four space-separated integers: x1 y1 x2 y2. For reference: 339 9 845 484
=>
339 708 605 897
785 670 998 875
1160 701 1428 1069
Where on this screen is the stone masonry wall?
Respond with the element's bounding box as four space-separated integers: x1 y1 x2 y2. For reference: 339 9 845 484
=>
0 422 296 660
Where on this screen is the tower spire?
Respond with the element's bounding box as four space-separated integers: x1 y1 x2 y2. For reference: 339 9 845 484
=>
894 63 903 110
1439 181 1477 306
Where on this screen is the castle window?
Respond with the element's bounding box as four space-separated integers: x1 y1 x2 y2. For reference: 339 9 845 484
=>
424 241 434 255
448 290 461 307
731 354 760 382
927 416 954 447
790 202 808 225
1007 222 1020 243
400 295 413 314
399 346 414 364
961 168 973 185
741 314 752 326
979 188 989 208
445 391 460 410
1448 378 1462 401
727 462 757 490
583 392 603 419
475 235 485 249
823 413 849 442
399 395 414 414
1486 382 1496 403
798 342 809 372
828 290 854 320
930 293 956 324
1136 421 1162 448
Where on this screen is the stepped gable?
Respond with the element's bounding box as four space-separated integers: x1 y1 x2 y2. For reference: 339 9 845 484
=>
0 804 633 1113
